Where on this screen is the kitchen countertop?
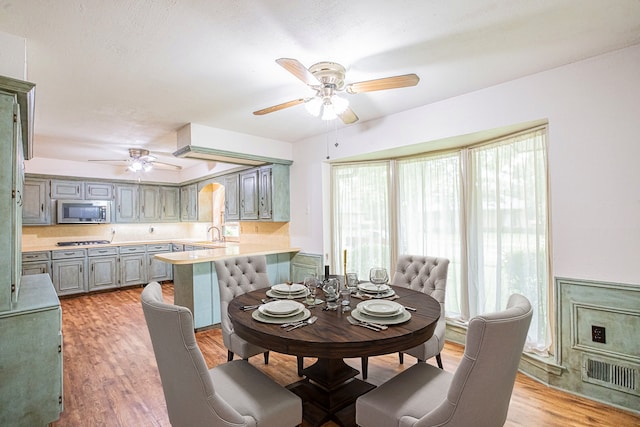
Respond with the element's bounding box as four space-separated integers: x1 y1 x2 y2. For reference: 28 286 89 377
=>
153 243 301 265
22 239 300 265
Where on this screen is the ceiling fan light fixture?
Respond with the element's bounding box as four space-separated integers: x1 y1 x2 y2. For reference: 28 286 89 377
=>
330 95 349 114
304 97 322 117
321 104 338 121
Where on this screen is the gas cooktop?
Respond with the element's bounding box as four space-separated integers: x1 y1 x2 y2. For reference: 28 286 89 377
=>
56 240 111 246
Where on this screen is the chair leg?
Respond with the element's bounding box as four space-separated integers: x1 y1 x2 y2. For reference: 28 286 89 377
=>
398 352 404 364
436 353 443 369
263 351 269 365
227 350 234 362
361 357 369 380
297 356 304 376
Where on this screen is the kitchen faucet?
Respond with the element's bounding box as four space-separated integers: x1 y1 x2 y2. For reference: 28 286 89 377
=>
207 225 225 242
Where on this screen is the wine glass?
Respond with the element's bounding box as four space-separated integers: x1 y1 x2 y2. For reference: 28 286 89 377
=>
369 267 389 298
303 275 317 306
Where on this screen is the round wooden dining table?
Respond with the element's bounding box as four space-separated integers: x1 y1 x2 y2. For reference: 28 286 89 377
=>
228 285 440 427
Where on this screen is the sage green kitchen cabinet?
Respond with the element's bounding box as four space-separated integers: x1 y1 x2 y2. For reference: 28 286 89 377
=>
22 178 51 225
146 243 172 282
51 179 83 200
85 181 114 200
0 275 63 427
119 245 147 286
115 184 139 223
87 247 119 291
1 77 62 425
223 173 240 221
240 169 259 220
160 186 180 221
0 90 21 311
258 164 290 221
139 185 160 222
180 183 198 221
52 248 87 296
22 251 51 277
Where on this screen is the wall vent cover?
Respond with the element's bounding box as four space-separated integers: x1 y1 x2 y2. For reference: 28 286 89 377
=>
582 354 639 396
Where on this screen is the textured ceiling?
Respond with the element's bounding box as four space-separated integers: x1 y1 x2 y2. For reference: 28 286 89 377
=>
0 0 639 167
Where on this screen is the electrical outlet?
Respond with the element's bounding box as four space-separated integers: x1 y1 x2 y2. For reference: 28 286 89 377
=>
592 325 606 343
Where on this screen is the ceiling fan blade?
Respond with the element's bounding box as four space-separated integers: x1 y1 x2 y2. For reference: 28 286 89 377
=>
346 73 420 94
88 159 128 164
338 106 359 124
253 98 306 115
276 58 320 86
151 161 182 170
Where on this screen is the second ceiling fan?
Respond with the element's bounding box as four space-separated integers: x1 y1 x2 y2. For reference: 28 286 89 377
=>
253 58 420 124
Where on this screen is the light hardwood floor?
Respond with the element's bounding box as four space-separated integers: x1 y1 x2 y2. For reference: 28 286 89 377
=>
52 284 639 427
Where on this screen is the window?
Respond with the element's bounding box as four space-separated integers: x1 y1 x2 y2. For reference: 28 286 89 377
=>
331 127 550 354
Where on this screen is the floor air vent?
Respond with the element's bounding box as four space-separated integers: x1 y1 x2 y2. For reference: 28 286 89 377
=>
582 354 639 396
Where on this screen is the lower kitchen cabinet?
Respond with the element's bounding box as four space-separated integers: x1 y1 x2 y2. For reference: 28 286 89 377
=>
52 249 87 296
87 247 119 291
0 274 63 426
22 251 51 277
119 245 147 287
146 243 172 283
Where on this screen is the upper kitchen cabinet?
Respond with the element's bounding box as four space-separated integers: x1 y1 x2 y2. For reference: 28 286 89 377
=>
180 183 198 221
139 185 160 222
23 178 51 225
115 184 139 223
85 182 114 200
223 173 240 221
239 169 259 220
259 164 290 222
0 87 23 311
159 186 180 222
51 179 83 200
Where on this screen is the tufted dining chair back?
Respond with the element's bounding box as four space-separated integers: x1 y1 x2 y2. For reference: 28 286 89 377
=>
392 254 450 367
214 255 271 363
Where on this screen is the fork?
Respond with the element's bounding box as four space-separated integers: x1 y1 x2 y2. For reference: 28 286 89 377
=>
286 316 317 332
347 316 387 331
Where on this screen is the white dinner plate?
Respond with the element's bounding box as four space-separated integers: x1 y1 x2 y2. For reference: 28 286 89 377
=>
252 308 311 324
358 283 391 293
272 283 306 294
258 300 304 317
351 308 411 325
266 289 309 299
357 300 403 317
355 288 396 299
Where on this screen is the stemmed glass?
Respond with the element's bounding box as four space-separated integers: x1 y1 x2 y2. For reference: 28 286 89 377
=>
303 275 317 306
369 267 389 298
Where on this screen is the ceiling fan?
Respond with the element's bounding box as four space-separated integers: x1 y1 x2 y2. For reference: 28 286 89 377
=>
89 148 182 172
253 58 420 124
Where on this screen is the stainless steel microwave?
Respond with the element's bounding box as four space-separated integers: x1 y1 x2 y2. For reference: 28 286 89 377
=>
57 200 111 224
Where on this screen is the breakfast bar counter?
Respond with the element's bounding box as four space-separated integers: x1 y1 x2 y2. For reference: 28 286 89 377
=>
155 243 301 330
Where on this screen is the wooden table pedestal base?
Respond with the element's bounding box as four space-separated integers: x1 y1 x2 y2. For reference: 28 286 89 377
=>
287 358 375 427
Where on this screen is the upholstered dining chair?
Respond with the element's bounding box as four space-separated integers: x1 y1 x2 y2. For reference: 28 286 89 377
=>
141 282 302 427
393 254 450 368
356 293 532 427
214 255 271 363
359 255 449 380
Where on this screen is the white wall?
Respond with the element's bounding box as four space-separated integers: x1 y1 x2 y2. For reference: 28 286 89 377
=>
289 44 640 286
0 31 26 80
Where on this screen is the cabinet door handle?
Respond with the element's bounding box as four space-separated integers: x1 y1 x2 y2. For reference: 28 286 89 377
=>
41 203 44 212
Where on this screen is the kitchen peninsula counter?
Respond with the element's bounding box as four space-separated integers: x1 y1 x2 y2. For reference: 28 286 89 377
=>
153 243 300 265
161 243 300 330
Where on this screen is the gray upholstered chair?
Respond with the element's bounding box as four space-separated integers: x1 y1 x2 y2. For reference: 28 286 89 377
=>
393 254 450 368
141 282 302 427
356 293 532 427
214 256 271 363
359 255 449 379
